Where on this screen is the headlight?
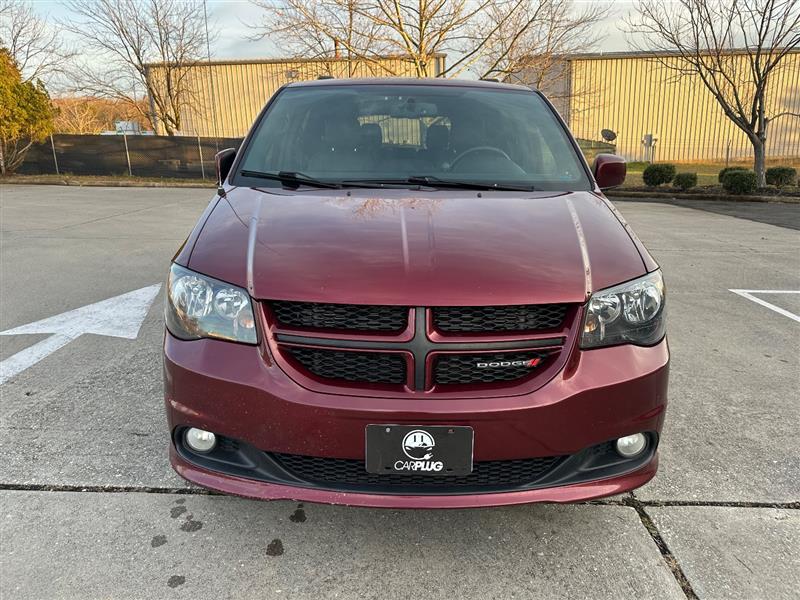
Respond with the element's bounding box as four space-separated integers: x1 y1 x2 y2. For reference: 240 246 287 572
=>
166 264 257 344
581 270 665 349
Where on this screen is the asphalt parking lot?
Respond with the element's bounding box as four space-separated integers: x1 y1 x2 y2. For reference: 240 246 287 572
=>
1 184 798 599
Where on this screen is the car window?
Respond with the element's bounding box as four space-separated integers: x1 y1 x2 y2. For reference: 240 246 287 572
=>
238 84 591 191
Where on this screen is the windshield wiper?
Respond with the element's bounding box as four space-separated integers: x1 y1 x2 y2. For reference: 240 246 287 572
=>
340 178 435 189
240 171 533 192
407 175 535 192
240 170 341 189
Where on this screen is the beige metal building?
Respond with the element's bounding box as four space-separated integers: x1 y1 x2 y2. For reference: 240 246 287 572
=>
145 55 446 138
556 50 800 162
147 50 798 163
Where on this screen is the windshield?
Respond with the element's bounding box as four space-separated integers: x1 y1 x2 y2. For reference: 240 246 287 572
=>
237 84 591 191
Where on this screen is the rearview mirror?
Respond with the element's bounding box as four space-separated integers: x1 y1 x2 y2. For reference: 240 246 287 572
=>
593 154 626 190
215 148 237 184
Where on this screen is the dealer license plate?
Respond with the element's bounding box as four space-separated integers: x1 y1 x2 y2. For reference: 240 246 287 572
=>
365 425 474 476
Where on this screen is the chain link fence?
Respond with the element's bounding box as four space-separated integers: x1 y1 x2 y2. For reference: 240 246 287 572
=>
577 139 616 162
16 134 614 179
18 134 243 180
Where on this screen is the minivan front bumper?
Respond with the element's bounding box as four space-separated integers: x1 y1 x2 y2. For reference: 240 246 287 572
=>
164 333 669 508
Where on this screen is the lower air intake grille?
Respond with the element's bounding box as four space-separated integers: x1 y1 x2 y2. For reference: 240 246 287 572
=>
286 347 406 385
271 453 564 488
271 301 408 332
434 351 552 385
433 304 567 332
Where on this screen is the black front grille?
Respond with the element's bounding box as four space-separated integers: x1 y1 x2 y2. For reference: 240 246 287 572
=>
272 453 564 488
271 301 408 332
433 304 567 332
434 351 553 385
286 347 406 385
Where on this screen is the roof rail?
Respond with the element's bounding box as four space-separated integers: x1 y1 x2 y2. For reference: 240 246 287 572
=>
317 75 335 80
480 77 500 82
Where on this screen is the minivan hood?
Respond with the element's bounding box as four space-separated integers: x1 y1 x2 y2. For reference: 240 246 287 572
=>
187 188 647 306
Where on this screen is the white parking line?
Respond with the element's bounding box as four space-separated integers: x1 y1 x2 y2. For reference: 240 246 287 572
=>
729 289 800 323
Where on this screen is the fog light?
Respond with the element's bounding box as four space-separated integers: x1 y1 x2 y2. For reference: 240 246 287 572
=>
185 428 216 453
615 433 647 458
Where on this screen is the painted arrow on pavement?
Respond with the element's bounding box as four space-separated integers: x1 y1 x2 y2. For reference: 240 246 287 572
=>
0 284 161 385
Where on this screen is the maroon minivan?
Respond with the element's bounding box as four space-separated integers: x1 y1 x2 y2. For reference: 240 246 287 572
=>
164 79 668 508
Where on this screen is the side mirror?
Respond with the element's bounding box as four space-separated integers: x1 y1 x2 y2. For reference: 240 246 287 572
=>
215 148 237 185
593 154 626 190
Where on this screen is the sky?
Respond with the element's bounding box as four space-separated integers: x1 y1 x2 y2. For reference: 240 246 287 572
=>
28 0 638 62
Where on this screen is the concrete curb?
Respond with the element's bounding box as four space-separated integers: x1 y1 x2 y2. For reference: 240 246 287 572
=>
607 190 800 204
0 178 212 189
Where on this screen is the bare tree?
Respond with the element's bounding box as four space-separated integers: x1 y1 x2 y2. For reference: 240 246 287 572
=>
53 97 104 134
249 0 393 77
249 0 575 78
52 96 147 134
62 0 210 135
625 0 800 186
478 1 608 91
362 0 496 77
0 0 73 84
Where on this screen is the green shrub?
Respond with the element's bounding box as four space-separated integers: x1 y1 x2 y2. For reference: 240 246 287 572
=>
673 172 698 190
718 166 747 182
642 163 676 187
765 166 797 189
721 170 757 195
